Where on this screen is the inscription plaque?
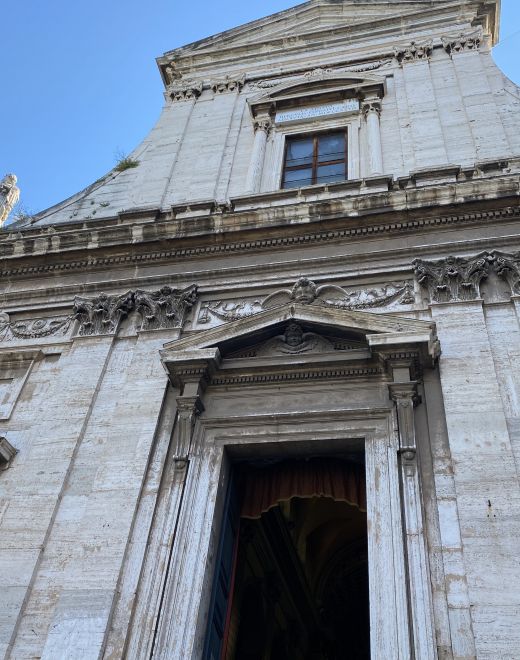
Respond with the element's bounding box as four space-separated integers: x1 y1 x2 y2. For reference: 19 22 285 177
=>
276 100 360 123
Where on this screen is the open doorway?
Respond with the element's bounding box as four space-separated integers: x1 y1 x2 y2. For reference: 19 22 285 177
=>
204 457 370 660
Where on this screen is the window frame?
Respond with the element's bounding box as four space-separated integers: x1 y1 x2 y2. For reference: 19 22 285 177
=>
281 129 348 189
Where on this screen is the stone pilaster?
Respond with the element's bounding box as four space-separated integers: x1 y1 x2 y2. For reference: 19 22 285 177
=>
362 99 383 176
245 115 272 193
389 379 437 660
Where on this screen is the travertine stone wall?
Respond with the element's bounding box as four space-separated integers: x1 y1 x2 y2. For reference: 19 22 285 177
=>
431 301 520 658
1 1 520 658
31 46 520 227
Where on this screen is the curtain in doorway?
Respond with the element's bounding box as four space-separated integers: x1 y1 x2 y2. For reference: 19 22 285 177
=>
241 457 366 518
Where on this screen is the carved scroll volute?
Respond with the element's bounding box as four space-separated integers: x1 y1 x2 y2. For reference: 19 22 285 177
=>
161 348 221 468
389 381 420 476
174 395 204 469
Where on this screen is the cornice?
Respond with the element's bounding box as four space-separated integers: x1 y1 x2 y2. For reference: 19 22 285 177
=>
211 366 384 387
161 1 490 79
2 165 519 276
1 205 518 281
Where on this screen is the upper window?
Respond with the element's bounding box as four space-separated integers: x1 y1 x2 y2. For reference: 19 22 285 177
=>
282 131 347 189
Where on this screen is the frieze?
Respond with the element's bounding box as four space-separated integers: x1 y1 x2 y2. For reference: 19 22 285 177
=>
442 30 482 56
248 60 392 90
0 311 73 342
211 366 383 387
394 41 433 64
0 207 517 279
197 278 415 328
135 284 198 331
413 250 520 303
73 291 134 336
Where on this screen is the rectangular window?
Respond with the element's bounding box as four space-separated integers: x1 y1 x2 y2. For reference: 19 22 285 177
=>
282 131 347 189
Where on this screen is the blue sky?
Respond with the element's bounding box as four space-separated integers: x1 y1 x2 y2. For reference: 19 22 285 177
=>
1 0 519 216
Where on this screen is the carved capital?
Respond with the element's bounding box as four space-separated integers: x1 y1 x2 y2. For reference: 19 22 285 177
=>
135 284 198 331
0 436 17 470
169 82 203 102
253 118 273 134
73 291 134 336
212 75 245 94
489 251 520 296
361 100 382 118
394 40 433 64
413 253 490 303
442 30 482 56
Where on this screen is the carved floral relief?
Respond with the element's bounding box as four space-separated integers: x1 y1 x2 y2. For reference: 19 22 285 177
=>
135 285 198 331
0 312 73 342
73 292 135 336
413 251 520 303
442 30 482 56
197 277 415 328
394 41 433 64
248 60 392 91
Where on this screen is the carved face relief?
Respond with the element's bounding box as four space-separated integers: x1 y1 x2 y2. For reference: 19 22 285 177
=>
254 323 335 357
291 277 318 304
284 322 305 347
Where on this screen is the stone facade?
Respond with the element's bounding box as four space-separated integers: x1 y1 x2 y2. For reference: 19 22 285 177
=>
1 0 520 658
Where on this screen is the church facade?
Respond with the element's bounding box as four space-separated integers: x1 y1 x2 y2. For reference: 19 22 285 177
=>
1 0 520 658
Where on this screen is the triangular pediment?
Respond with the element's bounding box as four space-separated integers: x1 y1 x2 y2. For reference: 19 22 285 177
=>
161 303 439 359
162 0 495 63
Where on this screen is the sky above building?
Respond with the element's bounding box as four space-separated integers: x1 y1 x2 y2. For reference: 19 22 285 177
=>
1 0 519 218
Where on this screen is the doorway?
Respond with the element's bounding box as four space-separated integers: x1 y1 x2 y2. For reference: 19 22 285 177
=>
204 457 370 660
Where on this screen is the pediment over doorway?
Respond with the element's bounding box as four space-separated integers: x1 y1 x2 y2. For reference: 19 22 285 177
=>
160 302 439 388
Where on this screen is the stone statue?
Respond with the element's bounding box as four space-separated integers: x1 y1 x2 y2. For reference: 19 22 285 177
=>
256 322 334 356
0 174 20 226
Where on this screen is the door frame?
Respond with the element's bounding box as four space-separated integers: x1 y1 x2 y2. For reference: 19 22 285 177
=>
152 409 414 659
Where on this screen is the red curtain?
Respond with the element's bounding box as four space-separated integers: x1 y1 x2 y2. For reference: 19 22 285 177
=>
240 457 366 519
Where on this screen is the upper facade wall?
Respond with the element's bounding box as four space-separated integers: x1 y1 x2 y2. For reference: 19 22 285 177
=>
32 0 520 227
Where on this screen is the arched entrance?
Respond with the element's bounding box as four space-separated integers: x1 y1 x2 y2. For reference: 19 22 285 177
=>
206 457 370 660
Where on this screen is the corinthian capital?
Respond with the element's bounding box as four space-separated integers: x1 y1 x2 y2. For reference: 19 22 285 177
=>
442 30 482 56
413 253 490 303
394 40 433 64
253 117 273 134
361 99 382 118
73 291 134 336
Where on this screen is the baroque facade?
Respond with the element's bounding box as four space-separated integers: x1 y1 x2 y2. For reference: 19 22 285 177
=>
1 0 520 658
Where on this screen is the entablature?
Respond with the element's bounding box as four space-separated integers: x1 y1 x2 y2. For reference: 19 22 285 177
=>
2 164 519 280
